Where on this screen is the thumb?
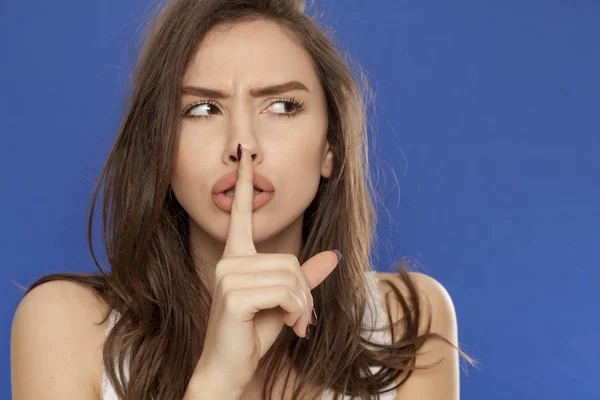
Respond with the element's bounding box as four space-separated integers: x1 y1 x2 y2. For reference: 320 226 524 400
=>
301 250 341 290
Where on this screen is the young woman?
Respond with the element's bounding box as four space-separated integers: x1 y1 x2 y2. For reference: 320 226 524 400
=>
11 0 472 399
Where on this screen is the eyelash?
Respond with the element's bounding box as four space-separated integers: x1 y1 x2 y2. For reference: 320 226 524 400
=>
181 97 305 120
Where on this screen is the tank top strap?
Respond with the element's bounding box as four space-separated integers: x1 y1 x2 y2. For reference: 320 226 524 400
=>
361 271 391 339
323 271 398 399
101 309 129 400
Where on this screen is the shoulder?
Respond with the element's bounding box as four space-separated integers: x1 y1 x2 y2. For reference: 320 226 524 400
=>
374 271 460 399
11 279 110 400
374 271 457 340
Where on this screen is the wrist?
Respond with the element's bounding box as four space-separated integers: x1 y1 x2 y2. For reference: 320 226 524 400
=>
184 365 245 400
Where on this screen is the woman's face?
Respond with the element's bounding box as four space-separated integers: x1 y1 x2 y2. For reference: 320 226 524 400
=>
171 19 333 248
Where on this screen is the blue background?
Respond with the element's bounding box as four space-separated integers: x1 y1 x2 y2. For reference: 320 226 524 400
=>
1 0 599 398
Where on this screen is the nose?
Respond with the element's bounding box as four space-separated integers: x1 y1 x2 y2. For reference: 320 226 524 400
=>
224 141 262 165
221 103 264 166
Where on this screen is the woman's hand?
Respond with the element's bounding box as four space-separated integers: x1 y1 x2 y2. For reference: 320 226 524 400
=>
191 146 340 394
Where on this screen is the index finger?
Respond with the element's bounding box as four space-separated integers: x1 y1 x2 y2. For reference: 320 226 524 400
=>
223 144 257 258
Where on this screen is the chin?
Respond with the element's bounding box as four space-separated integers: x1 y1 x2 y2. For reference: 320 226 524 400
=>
191 211 278 246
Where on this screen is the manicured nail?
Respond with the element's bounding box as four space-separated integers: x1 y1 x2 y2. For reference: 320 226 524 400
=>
333 249 342 262
310 307 318 325
305 325 311 340
237 143 242 161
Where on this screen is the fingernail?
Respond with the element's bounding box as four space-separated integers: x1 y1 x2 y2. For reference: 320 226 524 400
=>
237 143 242 161
310 307 317 325
333 249 342 262
305 325 311 340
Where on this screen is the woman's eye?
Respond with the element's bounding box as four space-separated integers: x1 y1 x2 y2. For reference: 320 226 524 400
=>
183 98 303 120
268 100 298 115
185 103 219 119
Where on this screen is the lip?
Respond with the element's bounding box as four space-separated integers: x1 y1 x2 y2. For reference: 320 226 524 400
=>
212 170 275 195
212 190 275 212
211 170 275 212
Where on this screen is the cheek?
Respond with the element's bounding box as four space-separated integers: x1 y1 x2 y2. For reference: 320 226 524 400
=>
171 146 194 189
170 137 212 200
275 151 323 204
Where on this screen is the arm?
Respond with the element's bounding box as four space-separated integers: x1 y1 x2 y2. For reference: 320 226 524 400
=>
11 280 104 400
377 272 460 400
183 367 245 400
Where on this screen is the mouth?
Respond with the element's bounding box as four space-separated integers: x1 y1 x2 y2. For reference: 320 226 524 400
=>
221 187 264 197
211 170 275 212
212 170 275 195
212 189 275 212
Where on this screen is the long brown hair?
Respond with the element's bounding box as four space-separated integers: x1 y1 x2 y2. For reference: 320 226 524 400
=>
22 0 472 398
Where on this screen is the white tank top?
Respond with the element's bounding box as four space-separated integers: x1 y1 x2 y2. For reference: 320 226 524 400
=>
101 271 398 399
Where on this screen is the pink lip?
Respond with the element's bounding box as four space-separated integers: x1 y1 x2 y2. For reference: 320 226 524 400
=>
212 170 275 195
212 190 275 212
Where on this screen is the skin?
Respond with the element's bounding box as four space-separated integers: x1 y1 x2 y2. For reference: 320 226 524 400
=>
170 19 334 292
10 18 459 400
186 145 339 398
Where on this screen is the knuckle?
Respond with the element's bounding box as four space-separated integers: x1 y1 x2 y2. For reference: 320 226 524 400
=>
216 259 227 268
277 285 290 298
289 290 303 309
305 291 313 312
222 290 239 312
281 272 297 287
214 259 228 279
218 274 235 293
288 254 300 267
296 283 307 304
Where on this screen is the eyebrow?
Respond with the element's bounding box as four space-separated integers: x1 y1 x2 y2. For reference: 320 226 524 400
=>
181 80 310 99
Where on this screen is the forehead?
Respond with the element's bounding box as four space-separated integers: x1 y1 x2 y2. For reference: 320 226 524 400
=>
182 19 319 89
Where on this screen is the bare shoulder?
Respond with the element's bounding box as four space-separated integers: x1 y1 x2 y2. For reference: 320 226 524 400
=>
11 279 110 400
374 271 460 399
375 271 457 337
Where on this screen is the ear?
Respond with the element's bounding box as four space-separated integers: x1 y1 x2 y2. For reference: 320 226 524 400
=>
321 141 334 178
